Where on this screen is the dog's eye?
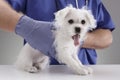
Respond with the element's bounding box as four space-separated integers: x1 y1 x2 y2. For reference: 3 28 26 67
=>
81 20 86 25
68 19 74 24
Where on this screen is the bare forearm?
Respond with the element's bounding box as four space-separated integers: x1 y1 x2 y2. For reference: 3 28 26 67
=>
0 0 22 32
82 29 113 49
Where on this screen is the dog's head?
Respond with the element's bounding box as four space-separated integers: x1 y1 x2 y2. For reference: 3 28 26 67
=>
54 5 96 46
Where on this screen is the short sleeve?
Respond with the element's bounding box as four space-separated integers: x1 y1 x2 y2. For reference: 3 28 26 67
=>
97 2 115 31
6 0 26 13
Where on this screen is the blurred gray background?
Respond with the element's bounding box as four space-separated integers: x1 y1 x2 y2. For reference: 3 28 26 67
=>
0 0 120 64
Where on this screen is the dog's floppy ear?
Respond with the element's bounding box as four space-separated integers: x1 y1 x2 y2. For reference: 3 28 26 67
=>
85 10 97 30
54 5 73 20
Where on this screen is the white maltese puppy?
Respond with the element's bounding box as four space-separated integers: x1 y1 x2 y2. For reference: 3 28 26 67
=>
54 5 96 75
15 5 96 75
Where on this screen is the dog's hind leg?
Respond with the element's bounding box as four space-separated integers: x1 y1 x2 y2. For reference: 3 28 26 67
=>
15 43 39 73
36 56 50 70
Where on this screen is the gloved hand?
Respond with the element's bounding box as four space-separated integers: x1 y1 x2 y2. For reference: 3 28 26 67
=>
15 15 56 58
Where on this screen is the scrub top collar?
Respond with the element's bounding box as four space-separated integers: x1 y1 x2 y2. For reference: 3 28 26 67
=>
75 0 88 9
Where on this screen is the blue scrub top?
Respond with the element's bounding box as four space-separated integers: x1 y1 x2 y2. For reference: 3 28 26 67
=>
6 0 115 65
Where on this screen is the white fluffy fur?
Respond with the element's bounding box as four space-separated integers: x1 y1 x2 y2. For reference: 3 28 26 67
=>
15 5 96 75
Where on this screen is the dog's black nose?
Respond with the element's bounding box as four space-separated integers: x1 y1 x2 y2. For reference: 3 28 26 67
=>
75 27 81 33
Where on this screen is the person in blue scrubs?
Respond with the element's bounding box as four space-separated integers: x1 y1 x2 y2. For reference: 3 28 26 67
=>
4 0 115 65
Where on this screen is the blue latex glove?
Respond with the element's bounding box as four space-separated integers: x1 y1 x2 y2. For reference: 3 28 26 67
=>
15 15 56 58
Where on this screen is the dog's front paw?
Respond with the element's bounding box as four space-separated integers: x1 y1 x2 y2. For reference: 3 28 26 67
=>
71 66 89 75
74 66 93 75
83 66 93 74
25 66 39 73
76 68 89 75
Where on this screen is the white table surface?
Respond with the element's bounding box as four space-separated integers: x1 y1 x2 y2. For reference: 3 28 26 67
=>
0 65 120 80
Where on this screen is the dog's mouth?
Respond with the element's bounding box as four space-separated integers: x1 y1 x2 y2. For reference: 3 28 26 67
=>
72 34 80 46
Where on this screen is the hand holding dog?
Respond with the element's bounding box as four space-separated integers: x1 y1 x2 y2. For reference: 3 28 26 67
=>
15 16 56 58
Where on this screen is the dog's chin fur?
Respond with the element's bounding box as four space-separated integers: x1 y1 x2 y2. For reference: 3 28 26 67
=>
15 5 96 75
